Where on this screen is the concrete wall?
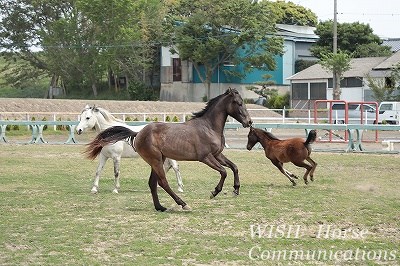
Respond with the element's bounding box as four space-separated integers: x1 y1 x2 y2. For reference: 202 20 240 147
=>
160 83 261 102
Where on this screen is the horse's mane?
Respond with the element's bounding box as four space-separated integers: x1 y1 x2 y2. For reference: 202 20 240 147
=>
96 107 125 123
255 128 280 140
191 89 236 118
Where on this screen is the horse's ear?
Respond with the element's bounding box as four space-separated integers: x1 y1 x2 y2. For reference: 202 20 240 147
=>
84 104 90 110
92 105 99 112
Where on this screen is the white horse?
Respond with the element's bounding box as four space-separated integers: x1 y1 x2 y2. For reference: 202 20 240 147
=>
76 105 184 193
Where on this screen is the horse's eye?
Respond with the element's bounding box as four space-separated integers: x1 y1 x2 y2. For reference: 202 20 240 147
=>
86 117 90 120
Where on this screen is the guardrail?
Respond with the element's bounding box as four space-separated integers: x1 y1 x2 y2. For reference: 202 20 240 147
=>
2 120 400 153
0 108 388 125
0 120 79 144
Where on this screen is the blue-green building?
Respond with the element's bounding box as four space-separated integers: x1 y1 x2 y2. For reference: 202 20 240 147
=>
160 24 318 102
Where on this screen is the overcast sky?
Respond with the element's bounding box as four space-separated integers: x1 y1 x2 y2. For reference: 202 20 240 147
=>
291 0 400 39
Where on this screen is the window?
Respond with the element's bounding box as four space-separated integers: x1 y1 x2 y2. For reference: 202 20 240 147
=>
385 77 394 88
328 77 362 88
310 82 326 99
346 77 362 87
172 58 182 81
292 83 308 100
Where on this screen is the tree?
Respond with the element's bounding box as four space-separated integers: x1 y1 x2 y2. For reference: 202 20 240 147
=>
367 63 400 102
353 43 392 58
165 0 284 99
311 21 391 59
0 0 166 98
270 0 318 27
319 51 351 100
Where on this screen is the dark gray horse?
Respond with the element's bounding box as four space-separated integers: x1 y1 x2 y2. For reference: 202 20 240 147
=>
86 88 252 211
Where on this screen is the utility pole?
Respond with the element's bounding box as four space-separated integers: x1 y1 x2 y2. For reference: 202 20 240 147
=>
333 0 339 99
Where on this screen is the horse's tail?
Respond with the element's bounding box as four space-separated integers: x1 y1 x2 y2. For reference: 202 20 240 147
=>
304 129 317 146
84 126 138 160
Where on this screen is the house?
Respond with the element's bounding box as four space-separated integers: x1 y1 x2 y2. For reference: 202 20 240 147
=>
160 24 318 102
287 50 400 109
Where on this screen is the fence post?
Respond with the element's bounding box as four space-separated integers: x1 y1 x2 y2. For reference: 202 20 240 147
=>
53 114 57 131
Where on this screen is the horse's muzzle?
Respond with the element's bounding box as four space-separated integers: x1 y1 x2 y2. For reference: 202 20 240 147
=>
77 129 83 135
243 120 253 128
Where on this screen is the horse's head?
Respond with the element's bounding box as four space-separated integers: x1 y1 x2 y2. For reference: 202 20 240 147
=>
76 105 98 135
246 126 258 150
225 88 252 128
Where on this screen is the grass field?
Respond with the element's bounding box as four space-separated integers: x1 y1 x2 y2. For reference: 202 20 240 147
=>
0 144 399 265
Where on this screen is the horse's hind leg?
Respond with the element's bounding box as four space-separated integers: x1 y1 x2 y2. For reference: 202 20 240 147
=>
149 159 189 211
91 153 108 193
306 157 317 181
148 169 166 212
112 156 121 193
293 161 312 185
164 159 184 193
271 160 297 186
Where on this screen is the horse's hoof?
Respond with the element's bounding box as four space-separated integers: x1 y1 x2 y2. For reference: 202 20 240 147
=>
91 188 98 194
178 187 184 193
182 204 192 211
210 191 216 199
232 190 239 197
292 182 297 186
156 206 167 212
112 189 119 194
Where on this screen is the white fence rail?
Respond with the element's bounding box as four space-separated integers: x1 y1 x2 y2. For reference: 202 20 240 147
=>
0 108 382 129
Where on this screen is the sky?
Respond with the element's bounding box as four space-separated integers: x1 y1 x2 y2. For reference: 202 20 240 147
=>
291 0 400 39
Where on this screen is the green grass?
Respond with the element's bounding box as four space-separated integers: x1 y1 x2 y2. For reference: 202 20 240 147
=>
0 145 399 265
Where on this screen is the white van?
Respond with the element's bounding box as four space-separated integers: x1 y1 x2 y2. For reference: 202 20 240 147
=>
378 101 400 124
331 103 377 124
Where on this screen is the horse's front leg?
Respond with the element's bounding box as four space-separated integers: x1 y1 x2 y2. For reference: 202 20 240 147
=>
112 156 121 193
92 153 108 193
215 153 240 196
201 154 228 198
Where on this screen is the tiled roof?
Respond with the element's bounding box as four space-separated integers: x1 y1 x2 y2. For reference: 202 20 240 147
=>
381 38 400 52
288 57 387 80
373 50 400 69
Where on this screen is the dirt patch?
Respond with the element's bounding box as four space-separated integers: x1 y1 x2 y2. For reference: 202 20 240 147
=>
0 97 281 120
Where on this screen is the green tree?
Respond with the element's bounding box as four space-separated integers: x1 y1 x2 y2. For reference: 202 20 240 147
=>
165 0 284 99
0 0 165 98
311 21 390 59
319 51 351 100
353 43 392 58
270 0 317 27
367 63 400 102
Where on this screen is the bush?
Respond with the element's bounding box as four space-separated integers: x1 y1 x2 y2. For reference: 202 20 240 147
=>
42 117 48 130
127 80 159 101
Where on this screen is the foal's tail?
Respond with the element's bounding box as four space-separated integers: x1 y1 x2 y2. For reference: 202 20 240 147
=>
304 129 317 146
85 126 138 160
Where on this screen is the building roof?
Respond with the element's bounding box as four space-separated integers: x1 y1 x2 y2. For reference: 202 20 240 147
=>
287 57 387 80
276 24 318 43
373 50 400 70
381 38 400 52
